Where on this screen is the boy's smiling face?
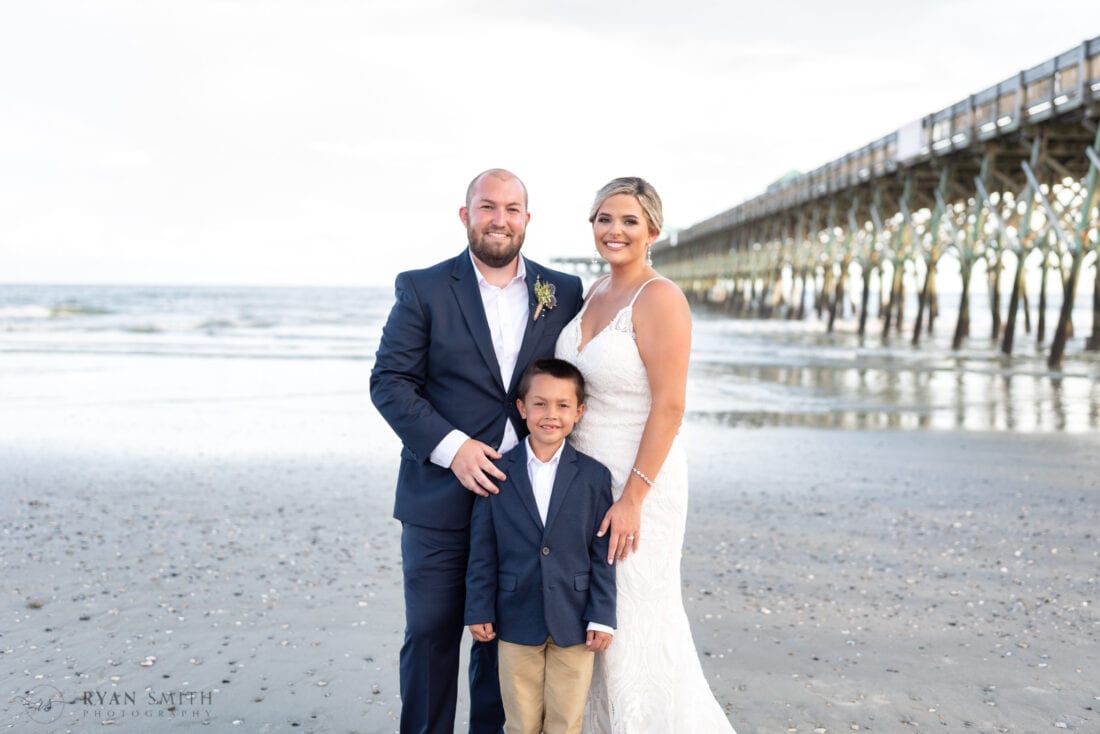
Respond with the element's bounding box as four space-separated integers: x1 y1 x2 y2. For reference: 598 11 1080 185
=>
517 373 585 456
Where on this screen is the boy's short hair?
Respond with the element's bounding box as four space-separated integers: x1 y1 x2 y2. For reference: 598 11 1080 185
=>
516 358 586 405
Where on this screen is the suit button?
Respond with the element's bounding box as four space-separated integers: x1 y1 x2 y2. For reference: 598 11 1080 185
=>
541 546 550 556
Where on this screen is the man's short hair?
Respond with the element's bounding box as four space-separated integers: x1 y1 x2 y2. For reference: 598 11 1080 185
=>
516 358 585 405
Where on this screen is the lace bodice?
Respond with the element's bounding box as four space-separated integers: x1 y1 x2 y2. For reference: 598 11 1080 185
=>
555 278 654 491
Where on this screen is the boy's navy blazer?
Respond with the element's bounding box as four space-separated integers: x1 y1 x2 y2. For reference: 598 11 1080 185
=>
465 441 616 647
370 251 583 529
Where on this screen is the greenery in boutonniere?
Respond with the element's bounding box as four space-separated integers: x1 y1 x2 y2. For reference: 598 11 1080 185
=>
532 275 558 321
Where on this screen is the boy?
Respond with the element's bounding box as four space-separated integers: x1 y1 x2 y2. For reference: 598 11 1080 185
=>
465 358 616 734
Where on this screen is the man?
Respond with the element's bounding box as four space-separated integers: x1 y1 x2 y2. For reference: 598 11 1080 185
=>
371 168 584 734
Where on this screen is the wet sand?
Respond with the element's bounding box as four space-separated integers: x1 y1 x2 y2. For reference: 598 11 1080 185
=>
1 354 1098 732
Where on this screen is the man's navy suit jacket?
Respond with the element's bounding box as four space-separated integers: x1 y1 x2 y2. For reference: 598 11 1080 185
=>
464 442 616 647
370 250 584 530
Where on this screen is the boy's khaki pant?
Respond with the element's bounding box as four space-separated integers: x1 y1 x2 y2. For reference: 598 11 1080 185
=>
498 637 594 734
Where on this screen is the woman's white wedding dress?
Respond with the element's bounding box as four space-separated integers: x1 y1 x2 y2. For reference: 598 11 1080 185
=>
556 278 736 733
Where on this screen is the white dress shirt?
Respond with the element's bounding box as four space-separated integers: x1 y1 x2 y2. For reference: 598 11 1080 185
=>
525 438 614 636
526 436 565 526
430 253 529 468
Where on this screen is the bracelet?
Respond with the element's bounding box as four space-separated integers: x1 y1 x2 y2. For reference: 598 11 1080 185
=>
631 466 654 487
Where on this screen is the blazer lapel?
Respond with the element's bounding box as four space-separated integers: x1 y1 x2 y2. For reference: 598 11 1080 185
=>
543 443 578 537
450 252 505 393
508 447 544 530
509 259 548 394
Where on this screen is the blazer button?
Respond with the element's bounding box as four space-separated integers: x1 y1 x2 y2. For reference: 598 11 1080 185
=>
541 546 550 556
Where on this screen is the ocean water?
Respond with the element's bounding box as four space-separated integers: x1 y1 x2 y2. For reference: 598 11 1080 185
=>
0 284 384 360
1 283 1098 434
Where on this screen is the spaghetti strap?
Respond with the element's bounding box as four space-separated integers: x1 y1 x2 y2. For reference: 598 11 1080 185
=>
627 276 668 307
581 275 612 308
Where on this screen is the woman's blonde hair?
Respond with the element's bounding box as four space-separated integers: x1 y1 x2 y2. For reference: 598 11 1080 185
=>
588 177 663 236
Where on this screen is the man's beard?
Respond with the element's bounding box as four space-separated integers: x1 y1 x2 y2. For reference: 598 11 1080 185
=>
468 227 524 268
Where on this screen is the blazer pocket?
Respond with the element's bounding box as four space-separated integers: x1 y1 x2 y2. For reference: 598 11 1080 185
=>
573 574 590 591
400 445 418 462
498 573 517 592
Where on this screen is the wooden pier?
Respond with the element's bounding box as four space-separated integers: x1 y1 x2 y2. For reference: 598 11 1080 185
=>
648 36 1100 370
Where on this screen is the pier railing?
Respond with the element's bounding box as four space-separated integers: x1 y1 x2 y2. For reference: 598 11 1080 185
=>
650 36 1100 370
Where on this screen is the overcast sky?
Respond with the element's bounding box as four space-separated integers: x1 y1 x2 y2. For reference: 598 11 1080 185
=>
2 1 1097 286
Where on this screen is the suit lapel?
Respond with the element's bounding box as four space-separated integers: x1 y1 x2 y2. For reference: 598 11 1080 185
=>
543 443 578 537
450 252 505 392
509 259 548 394
508 446 544 530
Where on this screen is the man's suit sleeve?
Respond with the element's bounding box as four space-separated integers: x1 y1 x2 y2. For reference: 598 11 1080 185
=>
370 272 458 462
585 465 617 630
464 494 498 625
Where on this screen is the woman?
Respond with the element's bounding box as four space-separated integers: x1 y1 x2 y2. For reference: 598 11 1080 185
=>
555 177 737 732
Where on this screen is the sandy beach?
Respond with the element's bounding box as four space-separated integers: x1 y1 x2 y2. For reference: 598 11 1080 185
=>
2 350 1098 733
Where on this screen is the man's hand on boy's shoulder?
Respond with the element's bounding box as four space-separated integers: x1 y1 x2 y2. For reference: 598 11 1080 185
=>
586 630 612 652
468 623 495 642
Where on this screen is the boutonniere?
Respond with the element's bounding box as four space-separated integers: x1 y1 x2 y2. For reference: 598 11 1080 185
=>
532 275 558 321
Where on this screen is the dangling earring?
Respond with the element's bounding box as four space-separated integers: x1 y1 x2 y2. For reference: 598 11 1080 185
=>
592 247 600 265
646 245 653 267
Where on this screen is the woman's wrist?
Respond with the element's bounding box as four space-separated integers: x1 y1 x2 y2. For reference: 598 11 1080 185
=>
621 481 647 505
630 466 654 488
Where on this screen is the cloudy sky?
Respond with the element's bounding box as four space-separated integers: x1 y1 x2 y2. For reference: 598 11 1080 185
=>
2 1 1097 286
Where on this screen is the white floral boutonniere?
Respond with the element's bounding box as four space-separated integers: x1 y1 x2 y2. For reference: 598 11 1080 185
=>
532 275 558 321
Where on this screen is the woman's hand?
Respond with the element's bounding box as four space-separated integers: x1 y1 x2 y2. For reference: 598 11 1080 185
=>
597 495 642 564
